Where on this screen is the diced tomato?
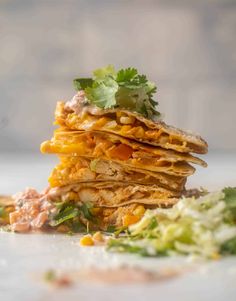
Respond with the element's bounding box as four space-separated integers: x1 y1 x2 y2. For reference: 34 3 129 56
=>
108 144 133 161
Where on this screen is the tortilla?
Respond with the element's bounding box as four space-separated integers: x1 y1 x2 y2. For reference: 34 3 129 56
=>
55 99 208 154
49 156 187 191
0 195 14 207
41 129 206 177
47 181 180 208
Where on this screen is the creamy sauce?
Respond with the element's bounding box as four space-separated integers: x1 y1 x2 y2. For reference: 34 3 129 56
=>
78 266 181 284
43 265 183 287
65 91 102 117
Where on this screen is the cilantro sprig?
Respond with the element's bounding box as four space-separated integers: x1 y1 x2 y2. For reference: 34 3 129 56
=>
49 201 97 232
73 65 160 120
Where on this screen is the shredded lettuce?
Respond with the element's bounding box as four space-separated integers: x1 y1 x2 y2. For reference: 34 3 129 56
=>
108 187 236 258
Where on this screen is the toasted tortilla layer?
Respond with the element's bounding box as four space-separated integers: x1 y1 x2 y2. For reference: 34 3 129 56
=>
56 100 208 154
41 129 207 177
49 156 186 191
47 182 180 208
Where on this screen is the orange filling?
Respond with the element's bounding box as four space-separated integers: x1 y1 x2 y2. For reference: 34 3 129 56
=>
108 144 133 161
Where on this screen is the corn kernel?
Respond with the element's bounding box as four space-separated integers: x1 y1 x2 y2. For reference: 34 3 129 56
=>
94 117 108 128
134 126 145 138
120 125 132 133
92 231 104 242
80 235 94 246
123 214 141 227
133 205 146 217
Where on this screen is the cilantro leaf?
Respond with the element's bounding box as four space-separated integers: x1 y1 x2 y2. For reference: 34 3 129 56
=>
73 78 93 91
116 68 148 89
116 86 159 119
116 68 138 83
93 65 116 80
50 206 79 226
146 81 157 95
73 65 160 119
50 200 97 231
85 77 118 109
80 203 94 221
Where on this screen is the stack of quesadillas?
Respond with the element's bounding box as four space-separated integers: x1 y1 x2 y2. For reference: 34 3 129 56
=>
40 66 208 231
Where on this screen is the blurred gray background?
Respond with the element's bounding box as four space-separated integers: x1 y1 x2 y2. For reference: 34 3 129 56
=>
0 0 236 152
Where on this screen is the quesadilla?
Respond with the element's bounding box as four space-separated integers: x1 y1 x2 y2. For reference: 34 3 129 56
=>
9 187 156 231
41 129 206 177
8 66 208 234
63 203 157 231
55 93 208 154
49 156 187 191
48 181 180 208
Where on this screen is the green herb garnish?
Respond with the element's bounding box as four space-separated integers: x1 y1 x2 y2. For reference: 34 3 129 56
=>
50 206 79 226
44 269 56 282
80 202 94 221
106 225 117 233
73 78 93 91
49 201 97 232
73 65 160 120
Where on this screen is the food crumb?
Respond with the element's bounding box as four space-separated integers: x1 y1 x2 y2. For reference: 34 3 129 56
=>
92 231 104 243
44 269 73 288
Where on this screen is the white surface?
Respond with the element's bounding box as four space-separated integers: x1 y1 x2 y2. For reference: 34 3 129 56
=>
0 151 236 301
